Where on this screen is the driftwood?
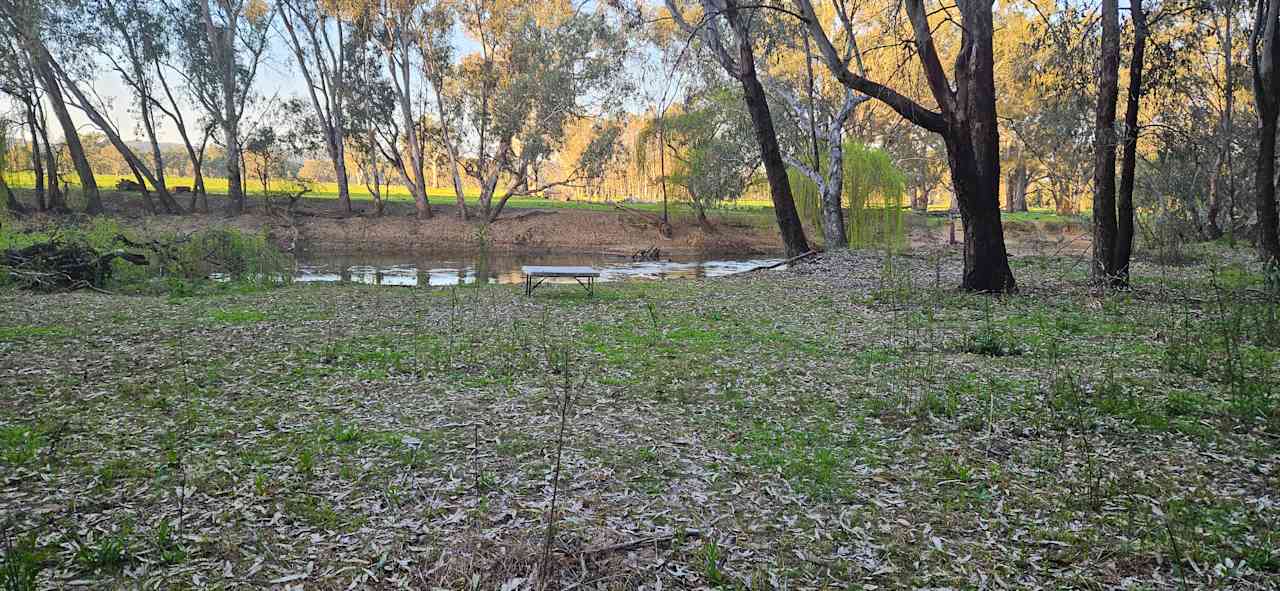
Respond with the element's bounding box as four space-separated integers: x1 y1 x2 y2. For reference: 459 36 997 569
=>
2 241 148 291
734 250 818 275
631 246 661 261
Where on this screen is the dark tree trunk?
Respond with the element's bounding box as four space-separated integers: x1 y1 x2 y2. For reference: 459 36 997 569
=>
724 0 810 257
1091 0 1121 283
1114 2 1147 286
799 0 1014 291
2 174 26 215
40 115 65 212
25 104 45 210
1251 0 1280 262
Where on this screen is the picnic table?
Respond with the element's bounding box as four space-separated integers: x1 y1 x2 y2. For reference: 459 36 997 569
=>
521 265 600 297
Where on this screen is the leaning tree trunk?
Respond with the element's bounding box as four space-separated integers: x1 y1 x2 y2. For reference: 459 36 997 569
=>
1091 0 1121 284
2 174 27 215
31 47 100 214
725 0 810 257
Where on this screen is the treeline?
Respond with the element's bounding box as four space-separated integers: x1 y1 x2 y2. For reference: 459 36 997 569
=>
1 0 1278 291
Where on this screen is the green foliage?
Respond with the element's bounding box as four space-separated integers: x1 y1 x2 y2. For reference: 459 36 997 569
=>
0 219 290 295
789 142 906 249
0 426 42 467
1 532 45 591
637 88 759 219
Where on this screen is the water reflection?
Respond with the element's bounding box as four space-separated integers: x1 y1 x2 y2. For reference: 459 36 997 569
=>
294 251 782 287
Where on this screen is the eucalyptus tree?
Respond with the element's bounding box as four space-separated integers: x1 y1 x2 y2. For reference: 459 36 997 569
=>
1251 0 1280 262
279 0 359 214
368 0 436 219
0 115 26 214
796 0 1016 291
0 0 101 213
0 33 52 210
83 0 185 213
664 0 811 257
181 0 274 216
432 0 630 223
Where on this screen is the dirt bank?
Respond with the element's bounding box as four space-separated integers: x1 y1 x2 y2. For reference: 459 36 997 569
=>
17 190 783 257
11 188 1089 257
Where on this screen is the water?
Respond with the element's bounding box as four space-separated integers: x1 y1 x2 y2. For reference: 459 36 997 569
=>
293 251 784 287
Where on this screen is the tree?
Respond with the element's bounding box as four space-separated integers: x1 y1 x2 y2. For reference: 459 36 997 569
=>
369 0 435 220
639 88 759 229
432 0 629 223
1091 0 1122 284
765 18 871 249
279 0 357 214
797 0 1016 291
665 0 812 257
1251 0 1280 262
0 0 102 213
0 30 52 210
87 0 185 213
184 0 273 216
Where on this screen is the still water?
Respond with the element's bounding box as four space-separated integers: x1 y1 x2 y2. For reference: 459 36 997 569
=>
293 251 784 287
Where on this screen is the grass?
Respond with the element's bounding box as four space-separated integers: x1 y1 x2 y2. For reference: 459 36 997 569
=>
0 244 1276 588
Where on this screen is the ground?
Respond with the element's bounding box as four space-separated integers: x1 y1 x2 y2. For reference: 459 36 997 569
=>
1 242 1276 589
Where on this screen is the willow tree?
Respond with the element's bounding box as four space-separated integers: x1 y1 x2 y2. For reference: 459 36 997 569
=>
796 0 1016 291
791 141 905 248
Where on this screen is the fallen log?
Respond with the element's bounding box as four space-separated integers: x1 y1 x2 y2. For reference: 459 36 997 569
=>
2 241 148 292
732 250 817 275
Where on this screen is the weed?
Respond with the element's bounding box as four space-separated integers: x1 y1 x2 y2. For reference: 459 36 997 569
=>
1 531 45 591
0 426 42 466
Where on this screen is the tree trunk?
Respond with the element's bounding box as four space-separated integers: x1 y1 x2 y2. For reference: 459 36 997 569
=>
724 0 810 257
2 174 26 215
31 46 100 214
1004 147 1029 213
25 104 45 210
1113 2 1147 286
49 55 182 216
1252 0 1280 262
40 111 65 212
1208 150 1225 239
1091 0 1121 283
